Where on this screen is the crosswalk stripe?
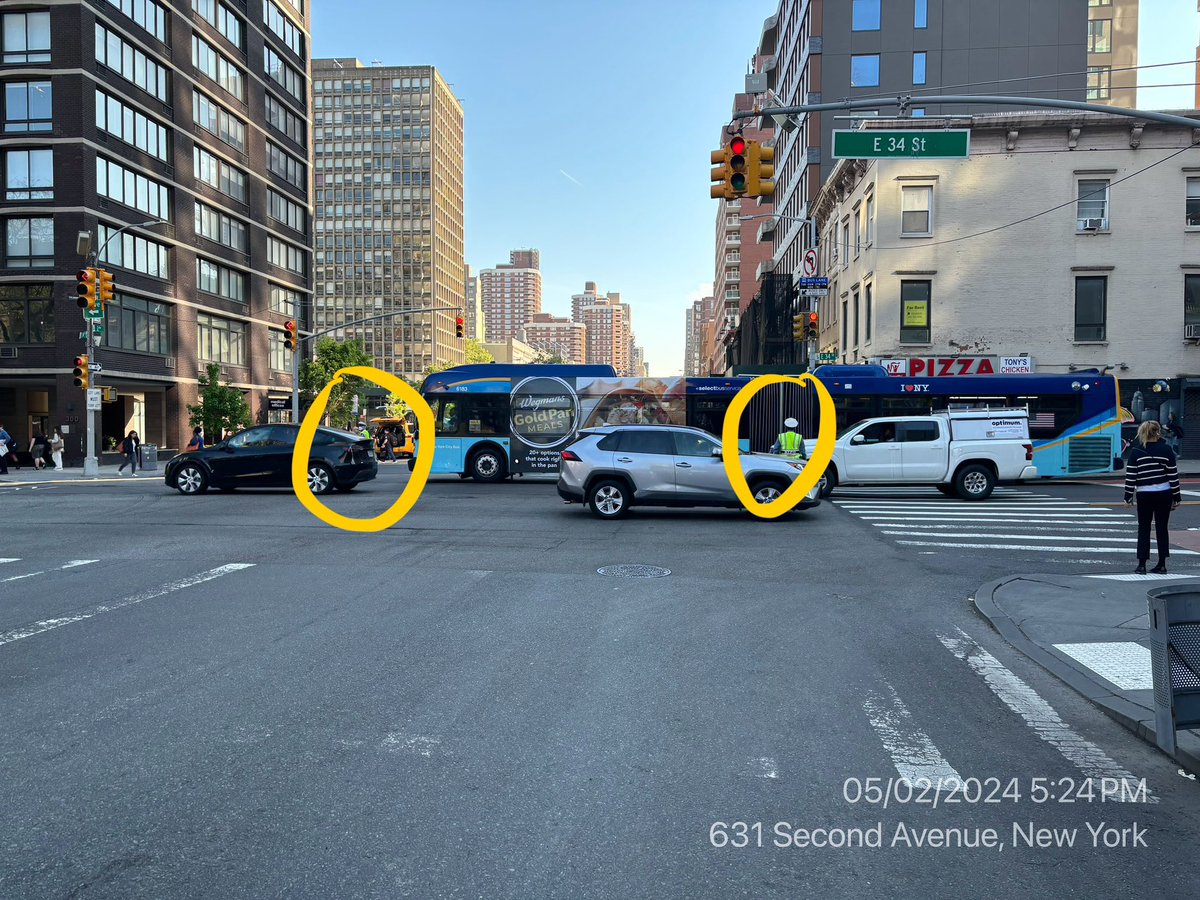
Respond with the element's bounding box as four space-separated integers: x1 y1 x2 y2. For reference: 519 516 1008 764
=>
870 523 1123 533
881 532 1141 543
938 627 1156 801
859 516 1130 525
0 563 255 648
0 560 100 584
864 681 962 788
899 540 1198 554
0 558 19 564
836 502 1093 509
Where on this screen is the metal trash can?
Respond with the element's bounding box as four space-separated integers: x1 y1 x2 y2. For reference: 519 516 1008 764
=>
1147 586 1200 757
139 443 159 472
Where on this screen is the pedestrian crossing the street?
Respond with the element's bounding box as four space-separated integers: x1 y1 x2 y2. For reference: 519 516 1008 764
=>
830 486 1199 561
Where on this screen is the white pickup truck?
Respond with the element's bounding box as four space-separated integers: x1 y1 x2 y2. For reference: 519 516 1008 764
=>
812 408 1038 500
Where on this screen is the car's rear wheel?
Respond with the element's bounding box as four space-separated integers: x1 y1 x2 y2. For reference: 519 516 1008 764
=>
955 464 996 501
175 463 208 495
307 463 335 495
588 479 629 519
469 448 506 483
818 467 837 498
748 478 794 518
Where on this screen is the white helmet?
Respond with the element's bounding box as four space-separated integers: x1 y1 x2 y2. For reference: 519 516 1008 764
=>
784 417 799 429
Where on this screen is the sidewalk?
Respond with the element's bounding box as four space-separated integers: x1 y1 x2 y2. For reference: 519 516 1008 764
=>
0 465 158 485
974 572 1200 775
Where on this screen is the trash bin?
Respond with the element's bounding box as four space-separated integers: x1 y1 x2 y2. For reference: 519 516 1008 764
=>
1147 586 1200 757
139 443 159 473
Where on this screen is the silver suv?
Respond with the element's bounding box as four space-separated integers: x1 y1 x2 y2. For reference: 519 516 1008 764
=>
556 425 822 519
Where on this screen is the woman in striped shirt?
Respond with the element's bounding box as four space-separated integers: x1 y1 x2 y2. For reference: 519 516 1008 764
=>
1124 420 1182 574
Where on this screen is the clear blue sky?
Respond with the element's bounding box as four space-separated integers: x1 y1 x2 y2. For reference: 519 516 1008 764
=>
312 1 1198 376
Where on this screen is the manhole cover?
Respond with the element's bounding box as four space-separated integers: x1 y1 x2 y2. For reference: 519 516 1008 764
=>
597 565 671 578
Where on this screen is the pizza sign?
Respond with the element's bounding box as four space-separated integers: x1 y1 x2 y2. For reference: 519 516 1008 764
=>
907 357 997 377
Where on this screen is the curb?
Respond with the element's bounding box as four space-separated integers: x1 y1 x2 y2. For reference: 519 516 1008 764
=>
972 575 1200 777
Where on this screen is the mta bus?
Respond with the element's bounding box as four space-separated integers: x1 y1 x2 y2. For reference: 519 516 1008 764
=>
416 364 1121 481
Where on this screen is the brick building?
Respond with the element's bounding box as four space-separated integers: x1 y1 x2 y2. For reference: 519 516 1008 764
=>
519 312 585 363
0 0 313 463
479 248 541 342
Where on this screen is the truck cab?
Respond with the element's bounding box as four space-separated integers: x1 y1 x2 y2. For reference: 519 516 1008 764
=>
813 407 1038 500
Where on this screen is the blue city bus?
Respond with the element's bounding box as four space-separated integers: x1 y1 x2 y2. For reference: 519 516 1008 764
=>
417 364 1121 480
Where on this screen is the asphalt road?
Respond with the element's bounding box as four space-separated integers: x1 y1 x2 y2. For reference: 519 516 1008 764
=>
1 469 1198 898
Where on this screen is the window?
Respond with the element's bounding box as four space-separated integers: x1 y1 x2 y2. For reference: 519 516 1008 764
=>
1187 275 1200 332
900 422 940 442
851 55 880 88
1087 65 1111 101
0 283 53 343
1076 179 1109 230
268 237 305 274
914 0 928 28
616 430 674 455
913 52 927 85
3 12 50 63
1074 277 1107 341
840 299 848 349
104 292 171 355
270 283 300 316
96 157 170 220
900 280 931 344
192 0 243 49
193 146 246 202
901 185 932 235
4 217 52 268
196 257 246 302
854 205 862 257
1089 0 1113 5
266 93 305 146
852 290 860 347
96 90 168 160
269 330 290 371
673 431 719 458
4 82 51 132
865 194 875 245
197 312 246 365
4 149 52 200
1187 178 1200 227
282 0 304 13
99 223 169 279
269 189 306 233
192 89 245 151
840 220 850 269
865 283 873 342
192 34 244 100
264 47 303 101
95 24 169 102
1088 19 1111 53
852 0 880 31
264 1 304 58
105 0 168 43
911 107 927 117
267 141 305 188
194 201 248 252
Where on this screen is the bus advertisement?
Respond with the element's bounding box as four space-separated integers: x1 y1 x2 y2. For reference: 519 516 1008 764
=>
417 364 1121 482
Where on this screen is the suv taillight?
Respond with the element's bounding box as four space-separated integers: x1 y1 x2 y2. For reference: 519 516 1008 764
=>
1023 443 1033 461
561 450 581 461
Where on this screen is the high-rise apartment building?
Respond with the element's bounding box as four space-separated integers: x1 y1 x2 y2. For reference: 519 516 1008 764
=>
464 263 484 341
0 1 313 463
684 295 716 376
571 281 601 323
1087 0 1138 109
576 288 633 375
312 58 465 379
519 312 585 363
479 248 541 342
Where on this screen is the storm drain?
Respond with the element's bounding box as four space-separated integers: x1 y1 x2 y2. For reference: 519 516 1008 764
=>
597 565 671 578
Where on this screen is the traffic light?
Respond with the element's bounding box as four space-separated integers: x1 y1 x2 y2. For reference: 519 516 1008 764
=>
792 313 806 341
283 320 297 350
710 135 748 200
455 316 464 339
97 268 114 306
73 354 89 389
76 268 97 312
746 141 776 198
805 311 820 340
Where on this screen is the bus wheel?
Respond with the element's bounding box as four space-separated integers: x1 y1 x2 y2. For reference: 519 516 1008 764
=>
469 448 506 483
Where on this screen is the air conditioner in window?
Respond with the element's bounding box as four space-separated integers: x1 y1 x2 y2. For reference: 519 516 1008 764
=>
1077 218 1108 231
1185 325 1200 340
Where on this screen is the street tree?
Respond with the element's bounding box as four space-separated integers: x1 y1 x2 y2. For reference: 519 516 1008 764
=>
187 363 252 443
300 338 373 429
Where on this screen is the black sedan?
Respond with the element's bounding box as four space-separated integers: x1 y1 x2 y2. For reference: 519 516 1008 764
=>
164 424 377 496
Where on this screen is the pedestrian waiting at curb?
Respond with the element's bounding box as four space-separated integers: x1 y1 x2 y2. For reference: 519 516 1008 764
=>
1124 420 1182 575
117 430 141 476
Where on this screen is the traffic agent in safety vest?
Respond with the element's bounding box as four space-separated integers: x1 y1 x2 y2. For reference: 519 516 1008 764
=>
772 417 807 459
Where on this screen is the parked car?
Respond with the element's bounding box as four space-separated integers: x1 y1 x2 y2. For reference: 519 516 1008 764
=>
165 424 377 495
556 425 821 519
810 408 1038 500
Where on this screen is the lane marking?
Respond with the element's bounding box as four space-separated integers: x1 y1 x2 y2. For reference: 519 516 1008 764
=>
1052 642 1153 691
0 558 20 564
938 627 1156 801
871 523 1126 533
899 541 1197 554
881 532 1142 543
0 559 99 584
0 564 255 647
859 517 1131 525
1085 573 1193 581
864 681 962 788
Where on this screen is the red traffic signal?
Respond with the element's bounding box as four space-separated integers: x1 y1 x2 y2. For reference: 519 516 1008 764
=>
455 316 465 339
76 268 97 310
283 320 297 350
73 355 89 388
729 136 746 155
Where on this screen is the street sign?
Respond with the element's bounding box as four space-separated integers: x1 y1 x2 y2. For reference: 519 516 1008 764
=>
83 308 104 320
832 129 970 159
797 277 828 288
92 324 105 337
817 353 838 363
86 388 101 411
88 362 101 372
802 248 818 276
798 289 828 298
